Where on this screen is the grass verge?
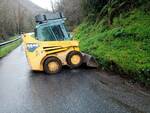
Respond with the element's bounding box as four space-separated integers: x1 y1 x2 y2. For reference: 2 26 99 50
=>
0 38 22 58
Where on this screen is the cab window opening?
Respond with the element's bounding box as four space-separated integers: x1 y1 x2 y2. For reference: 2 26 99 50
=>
38 25 65 41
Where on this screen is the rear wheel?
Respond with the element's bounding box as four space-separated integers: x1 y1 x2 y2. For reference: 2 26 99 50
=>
66 51 83 68
44 57 62 74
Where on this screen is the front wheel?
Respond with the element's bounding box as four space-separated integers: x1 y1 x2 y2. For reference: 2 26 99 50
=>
66 51 83 68
44 57 62 74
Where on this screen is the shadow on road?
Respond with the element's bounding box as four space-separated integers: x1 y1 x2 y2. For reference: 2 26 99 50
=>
29 64 97 77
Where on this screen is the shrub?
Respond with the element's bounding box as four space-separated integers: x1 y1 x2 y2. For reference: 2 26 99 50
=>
74 9 150 85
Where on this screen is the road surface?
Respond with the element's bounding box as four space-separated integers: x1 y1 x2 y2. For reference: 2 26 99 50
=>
0 46 150 113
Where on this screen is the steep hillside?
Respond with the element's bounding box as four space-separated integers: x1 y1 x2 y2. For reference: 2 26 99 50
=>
20 0 45 14
74 9 150 85
0 0 45 42
6 0 45 15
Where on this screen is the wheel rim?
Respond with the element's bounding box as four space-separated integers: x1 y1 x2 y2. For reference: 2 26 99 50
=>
48 61 59 72
71 55 81 65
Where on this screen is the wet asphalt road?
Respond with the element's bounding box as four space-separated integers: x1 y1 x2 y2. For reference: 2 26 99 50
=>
0 46 150 113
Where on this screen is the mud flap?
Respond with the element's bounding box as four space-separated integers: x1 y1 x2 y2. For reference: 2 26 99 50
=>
82 53 98 68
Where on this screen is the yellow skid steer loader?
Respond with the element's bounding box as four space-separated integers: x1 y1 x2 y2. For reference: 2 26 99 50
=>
23 12 98 74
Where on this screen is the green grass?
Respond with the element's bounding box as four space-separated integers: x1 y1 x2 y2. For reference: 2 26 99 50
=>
0 36 18 43
9 36 18 41
0 38 22 58
74 9 150 85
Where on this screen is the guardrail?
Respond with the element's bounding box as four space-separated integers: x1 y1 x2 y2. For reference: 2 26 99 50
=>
0 36 21 47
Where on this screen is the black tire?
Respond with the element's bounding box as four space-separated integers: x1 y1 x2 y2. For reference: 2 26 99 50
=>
44 57 62 74
66 51 83 68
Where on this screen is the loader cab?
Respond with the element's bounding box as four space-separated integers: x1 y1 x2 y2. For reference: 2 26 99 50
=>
34 13 71 41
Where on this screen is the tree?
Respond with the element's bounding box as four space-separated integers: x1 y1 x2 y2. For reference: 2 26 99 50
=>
56 0 83 30
99 0 126 26
0 0 43 42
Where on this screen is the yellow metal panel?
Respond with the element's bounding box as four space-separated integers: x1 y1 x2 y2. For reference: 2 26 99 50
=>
23 34 80 71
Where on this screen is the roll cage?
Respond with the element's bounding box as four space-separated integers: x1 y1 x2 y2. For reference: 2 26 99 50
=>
34 13 70 41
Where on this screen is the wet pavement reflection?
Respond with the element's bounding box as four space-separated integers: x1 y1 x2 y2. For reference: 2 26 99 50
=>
0 46 150 113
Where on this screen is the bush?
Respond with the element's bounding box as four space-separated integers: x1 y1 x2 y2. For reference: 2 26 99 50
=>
74 9 150 85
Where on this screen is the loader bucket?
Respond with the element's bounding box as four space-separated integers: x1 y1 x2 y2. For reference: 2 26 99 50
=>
82 53 99 68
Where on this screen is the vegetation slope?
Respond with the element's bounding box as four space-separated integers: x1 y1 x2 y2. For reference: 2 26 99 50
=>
74 7 150 85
